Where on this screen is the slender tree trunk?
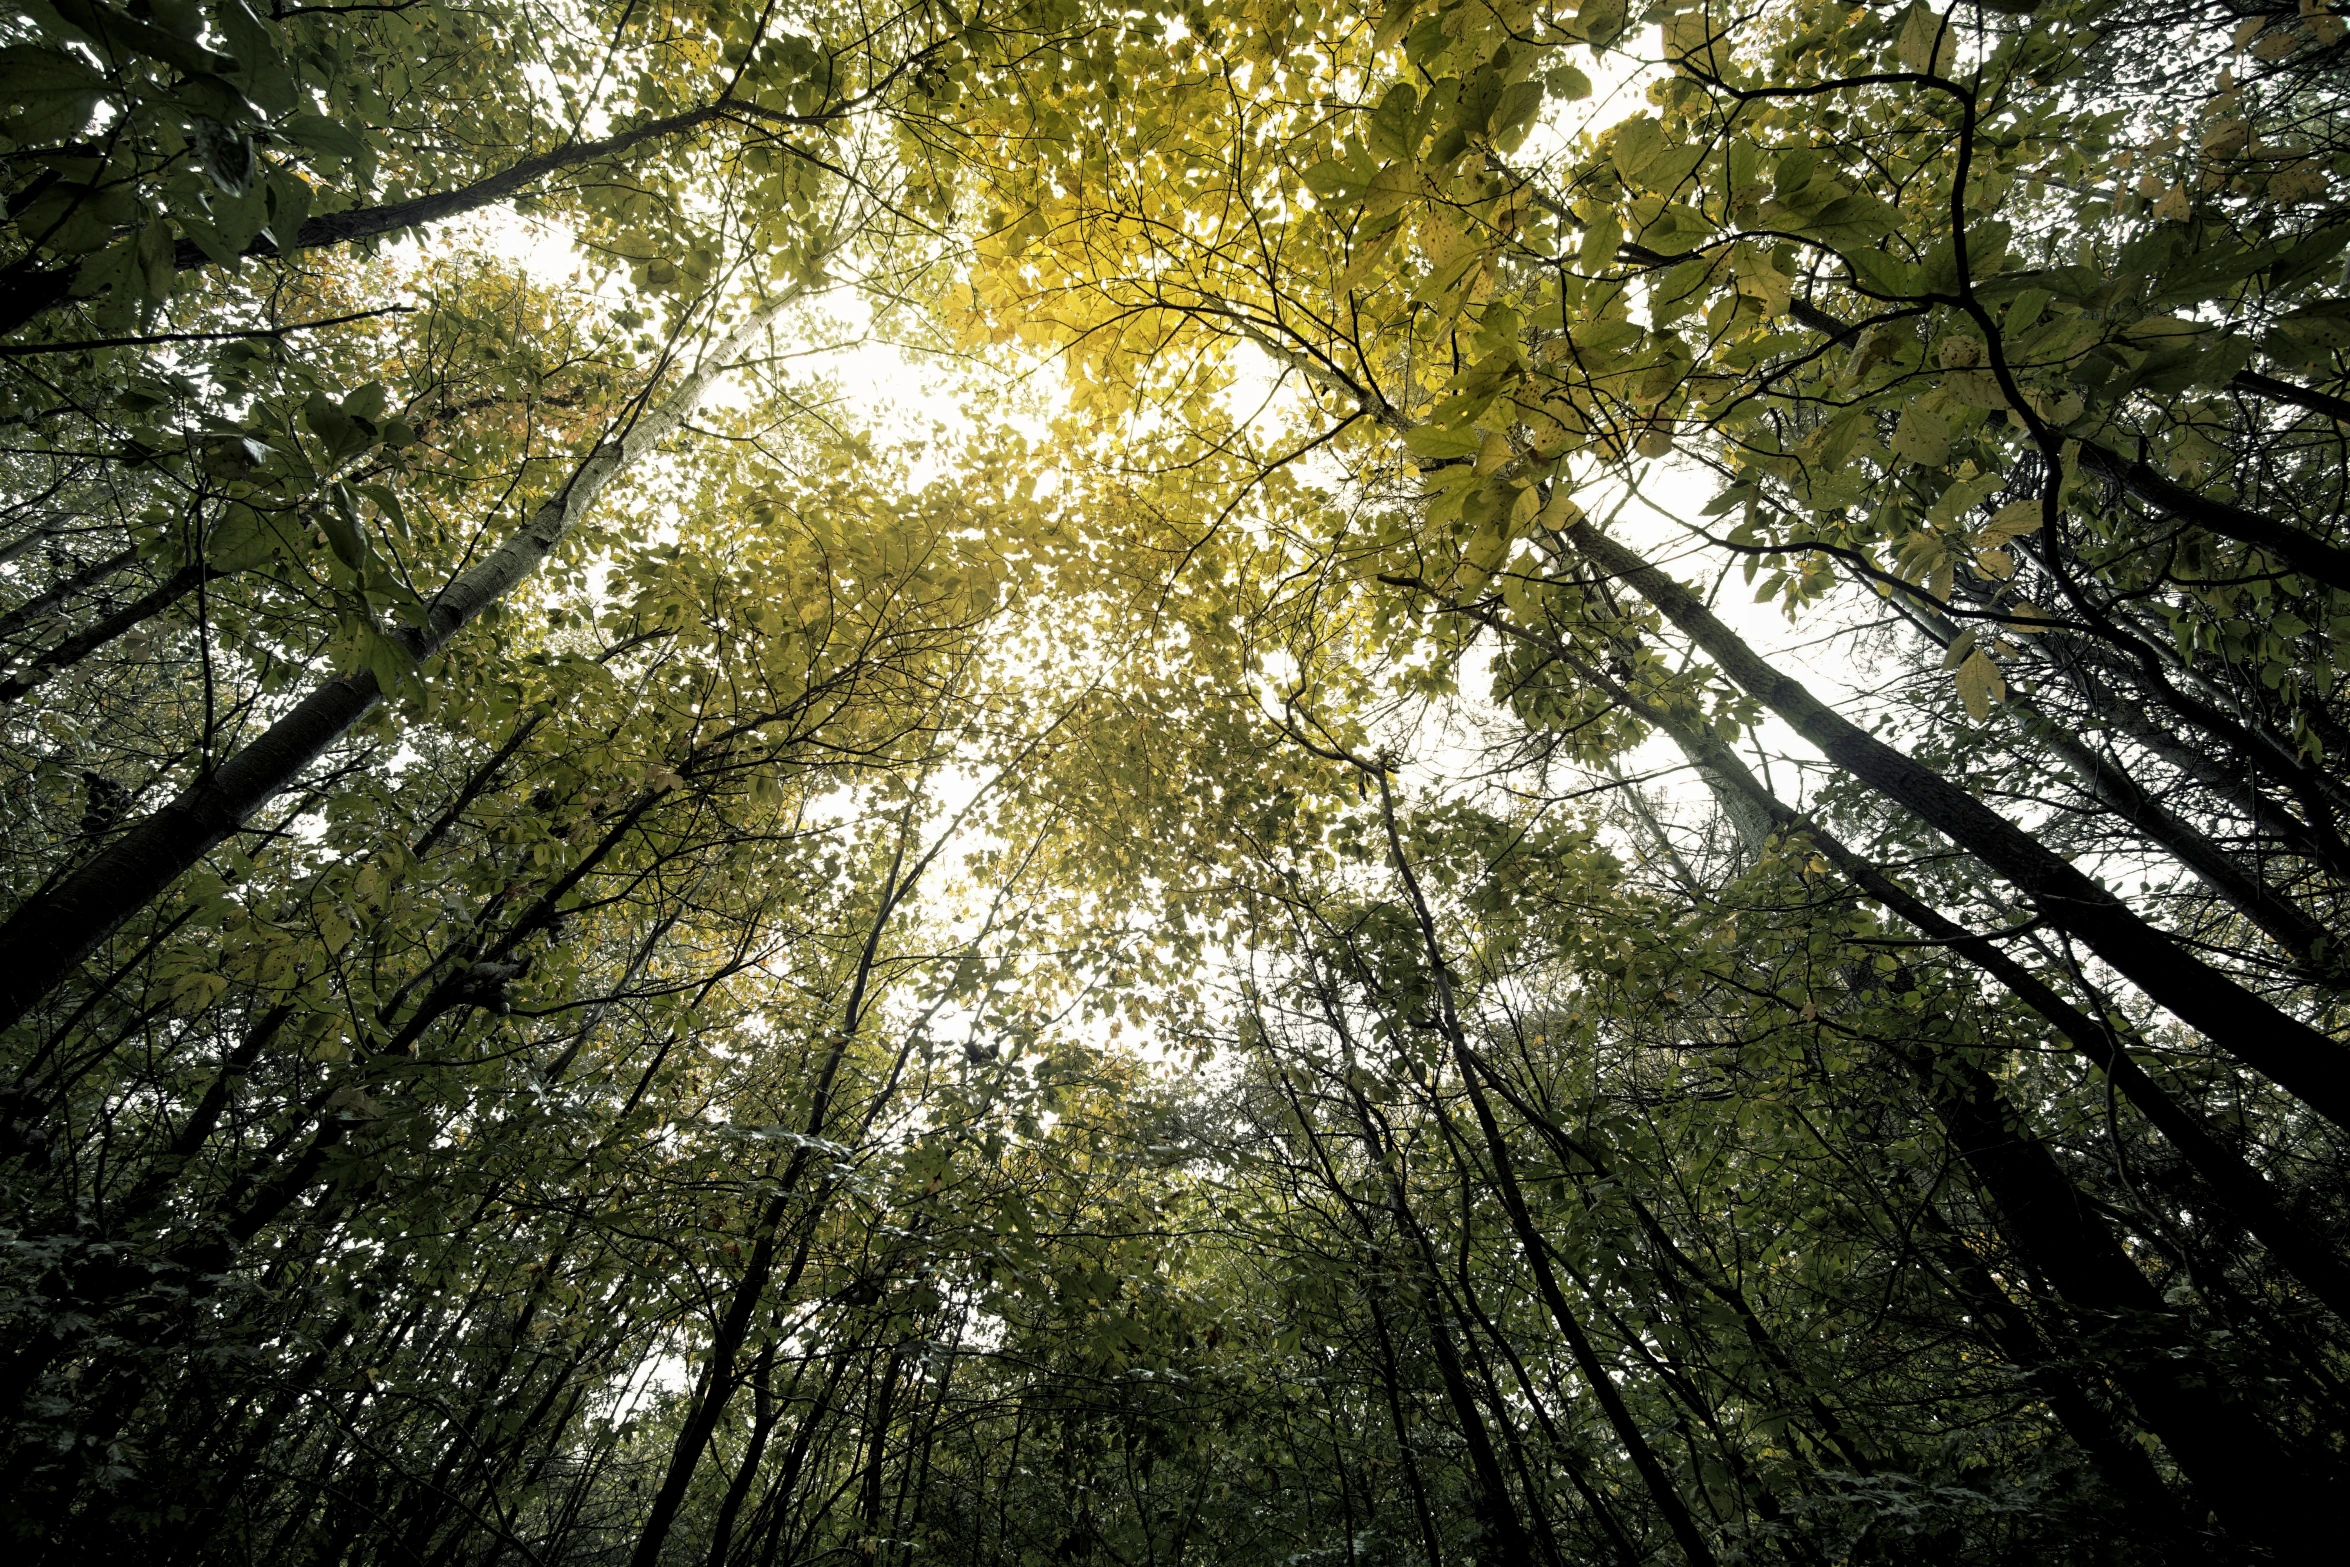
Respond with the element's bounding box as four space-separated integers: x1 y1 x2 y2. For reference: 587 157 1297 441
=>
1563 520 2350 1128
1893 601 2339 969
1363 1295 1449 1567
1910 1035 2328 1553
749 1352 853 1567
1475 1068 1879 1476
1429 590 2350 1324
1915 1210 2199 1550
1301 1057 1534 1567
0 559 219 706
630 825 922 1566
2049 636 2350 876
0 544 136 642
0 102 753 339
0 294 800 1030
1360 769 1723 1567
706 1343 784 1567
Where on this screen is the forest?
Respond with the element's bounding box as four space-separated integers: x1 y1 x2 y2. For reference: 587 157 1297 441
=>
3 0 2349 1562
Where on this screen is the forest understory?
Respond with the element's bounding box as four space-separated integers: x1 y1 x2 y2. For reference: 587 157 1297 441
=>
4 0 2350 1562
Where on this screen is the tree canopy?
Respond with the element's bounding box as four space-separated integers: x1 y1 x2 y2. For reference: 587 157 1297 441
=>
5 0 2350 1562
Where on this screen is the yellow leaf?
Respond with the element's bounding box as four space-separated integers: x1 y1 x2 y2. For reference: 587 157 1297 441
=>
1955 650 2005 718
1981 499 2044 543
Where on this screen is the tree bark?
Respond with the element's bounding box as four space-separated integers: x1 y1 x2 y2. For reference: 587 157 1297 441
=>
0 558 219 706
1563 520 2350 1128
0 102 752 339
0 295 799 1030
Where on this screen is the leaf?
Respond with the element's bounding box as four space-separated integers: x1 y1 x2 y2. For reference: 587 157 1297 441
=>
1896 4 1956 73
1367 84 1426 161
1954 649 2004 718
282 112 367 163
1731 246 1792 316
1610 117 1665 186
0 46 104 143
1576 0 1628 45
1489 81 1545 152
217 0 298 113
1404 424 1484 459
1891 406 1950 467
1980 499 2044 543
1579 211 1624 272
135 220 174 303
1545 63 1593 102
1845 248 1916 297
206 503 277 572
1803 193 1900 245
321 506 367 570
170 971 229 1014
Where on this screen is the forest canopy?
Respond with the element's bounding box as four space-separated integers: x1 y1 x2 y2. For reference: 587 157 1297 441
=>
4 0 2350 1562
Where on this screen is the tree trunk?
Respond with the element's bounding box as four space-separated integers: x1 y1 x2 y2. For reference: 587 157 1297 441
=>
0 102 753 339
0 294 800 1030
1564 520 2350 1128
0 544 135 642
0 559 219 706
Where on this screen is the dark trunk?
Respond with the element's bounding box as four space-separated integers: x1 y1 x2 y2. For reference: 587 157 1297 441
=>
1912 1040 2329 1555
0 559 220 706
0 103 742 338
1566 521 2350 1127
0 544 136 642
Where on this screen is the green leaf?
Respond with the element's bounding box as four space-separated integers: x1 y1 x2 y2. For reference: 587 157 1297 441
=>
1891 406 1950 467
282 112 367 163
0 46 104 144
1366 83 1427 162
1610 118 1665 186
1845 248 1916 297
1489 80 1545 152
1403 424 1485 459
217 0 298 113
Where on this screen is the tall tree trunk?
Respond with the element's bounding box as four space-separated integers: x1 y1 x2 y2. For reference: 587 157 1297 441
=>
0 559 219 706
1893 600 2338 969
1562 520 2350 1128
630 824 927 1566
0 103 754 339
0 293 801 1030
1909 1033 2329 1554
1363 1295 1449 1567
705 1343 784 1567
1362 770 1723 1567
0 544 135 642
